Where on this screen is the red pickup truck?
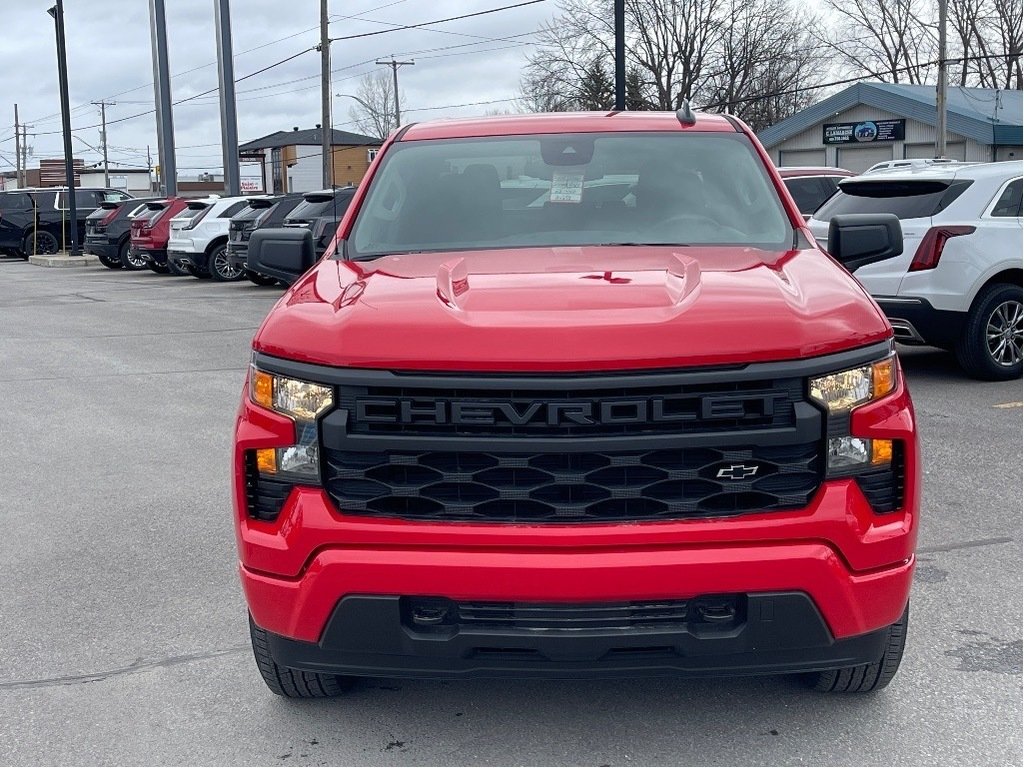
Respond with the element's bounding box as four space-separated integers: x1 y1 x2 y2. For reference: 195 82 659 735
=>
235 110 918 698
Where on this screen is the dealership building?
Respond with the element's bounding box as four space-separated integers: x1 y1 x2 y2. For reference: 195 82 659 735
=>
758 82 1022 174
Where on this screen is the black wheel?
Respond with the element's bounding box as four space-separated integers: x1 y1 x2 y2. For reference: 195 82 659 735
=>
809 605 908 693
147 261 170 274
209 242 242 282
249 615 354 698
246 270 279 287
166 258 189 277
120 241 147 271
955 283 1023 381
22 230 60 257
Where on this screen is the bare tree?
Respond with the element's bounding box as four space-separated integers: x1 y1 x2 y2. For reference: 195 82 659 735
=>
814 0 937 83
347 71 406 140
705 0 825 131
947 0 1022 88
520 0 823 126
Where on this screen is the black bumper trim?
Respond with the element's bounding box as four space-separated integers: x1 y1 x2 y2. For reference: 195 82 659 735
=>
264 593 889 679
875 296 966 349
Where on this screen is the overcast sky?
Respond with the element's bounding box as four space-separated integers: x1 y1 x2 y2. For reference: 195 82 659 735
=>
0 0 553 175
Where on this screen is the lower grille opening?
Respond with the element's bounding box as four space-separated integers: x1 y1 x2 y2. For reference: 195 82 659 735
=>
855 442 906 513
244 451 292 522
404 595 743 633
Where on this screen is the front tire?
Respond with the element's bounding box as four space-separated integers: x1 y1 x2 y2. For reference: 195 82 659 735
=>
249 616 353 698
166 258 189 277
97 245 122 269
809 605 908 693
955 283 1023 380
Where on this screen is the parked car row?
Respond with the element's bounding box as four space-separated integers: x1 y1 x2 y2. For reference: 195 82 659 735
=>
85 187 356 286
0 186 133 257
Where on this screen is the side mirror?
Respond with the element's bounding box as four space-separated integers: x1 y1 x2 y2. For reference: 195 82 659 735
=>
247 227 315 285
827 213 903 272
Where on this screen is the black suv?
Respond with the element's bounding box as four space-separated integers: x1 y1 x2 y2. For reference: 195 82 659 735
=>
85 197 159 269
283 186 356 257
0 187 134 257
227 193 305 286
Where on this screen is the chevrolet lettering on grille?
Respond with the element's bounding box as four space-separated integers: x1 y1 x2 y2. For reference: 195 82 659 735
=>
353 394 780 428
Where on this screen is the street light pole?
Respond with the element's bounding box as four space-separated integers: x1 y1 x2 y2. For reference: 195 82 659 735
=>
47 0 81 256
320 0 332 189
614 0 625 110
936 0 948 158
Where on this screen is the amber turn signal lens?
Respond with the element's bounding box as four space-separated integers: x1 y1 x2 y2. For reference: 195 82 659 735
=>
251 369 274 409
255 448 277 474
872 357 896 399
871 439 893 465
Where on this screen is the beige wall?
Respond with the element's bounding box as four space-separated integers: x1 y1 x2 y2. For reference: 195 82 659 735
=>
331 145 378 187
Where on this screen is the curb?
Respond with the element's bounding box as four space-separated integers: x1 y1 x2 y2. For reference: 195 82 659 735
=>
27 253 101 267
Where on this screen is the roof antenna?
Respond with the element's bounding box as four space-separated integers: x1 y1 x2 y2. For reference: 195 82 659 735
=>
676 99 697 126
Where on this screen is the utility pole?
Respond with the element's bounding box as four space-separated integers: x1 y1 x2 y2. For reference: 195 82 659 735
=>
14 104 21 187
614 0 625 110
92 100 115 187
936 0 948 158
214 0 240 196
320 0 332 188
20 125 30 183
376 58 414 129
48 0 81 255
149 0 176 196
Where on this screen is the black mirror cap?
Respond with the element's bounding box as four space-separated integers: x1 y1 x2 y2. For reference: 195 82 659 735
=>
247 227 316 286
827 213 904 273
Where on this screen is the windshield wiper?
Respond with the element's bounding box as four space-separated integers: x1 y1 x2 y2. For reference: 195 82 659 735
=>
596 242 691 247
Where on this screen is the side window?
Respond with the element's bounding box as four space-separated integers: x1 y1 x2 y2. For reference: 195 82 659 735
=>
218 201 249 218
74 190 101 209
0 193 32 210
101 191 131 203
990 178 1022 217
784 177 831 214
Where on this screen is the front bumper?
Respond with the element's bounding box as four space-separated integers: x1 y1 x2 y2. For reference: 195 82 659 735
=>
234 359 918 678
258 592 899 680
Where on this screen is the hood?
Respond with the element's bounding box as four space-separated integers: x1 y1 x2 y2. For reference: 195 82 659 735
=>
253 246 890 372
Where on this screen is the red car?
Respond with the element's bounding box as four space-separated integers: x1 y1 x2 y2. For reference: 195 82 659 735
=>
127 197 189 274
235 111 917 697
777 166 857 217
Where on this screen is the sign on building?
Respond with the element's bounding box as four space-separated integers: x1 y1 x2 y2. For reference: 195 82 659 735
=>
823 120 905 145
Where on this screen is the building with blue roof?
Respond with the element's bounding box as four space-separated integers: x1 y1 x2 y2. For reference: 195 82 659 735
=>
758 82 1022 173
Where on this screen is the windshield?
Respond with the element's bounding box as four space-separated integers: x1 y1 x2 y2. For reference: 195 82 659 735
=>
348 132 791 258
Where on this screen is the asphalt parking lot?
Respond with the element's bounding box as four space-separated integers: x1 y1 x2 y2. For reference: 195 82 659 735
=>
0 258 1021 766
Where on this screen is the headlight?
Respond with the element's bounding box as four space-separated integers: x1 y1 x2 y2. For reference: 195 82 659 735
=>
249 365 333 483
809 354 897 413
250 367 333 420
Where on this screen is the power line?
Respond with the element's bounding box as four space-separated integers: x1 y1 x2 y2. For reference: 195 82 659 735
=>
329 0 548 42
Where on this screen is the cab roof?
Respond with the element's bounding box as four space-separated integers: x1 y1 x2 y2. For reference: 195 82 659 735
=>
399 111 739 141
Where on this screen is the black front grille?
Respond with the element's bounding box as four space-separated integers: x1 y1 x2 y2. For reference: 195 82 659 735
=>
244 452 292 521
323 443 821 522
229 221 255 242
338 377 802 438
855 442 906 513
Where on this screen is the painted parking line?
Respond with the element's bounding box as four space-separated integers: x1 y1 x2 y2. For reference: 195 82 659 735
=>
992 401 1023 409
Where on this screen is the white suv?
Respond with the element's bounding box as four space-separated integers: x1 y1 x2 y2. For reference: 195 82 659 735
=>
808 161 1023 380
167 196 252 281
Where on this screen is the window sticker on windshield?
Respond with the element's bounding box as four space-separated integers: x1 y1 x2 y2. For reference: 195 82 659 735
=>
550 171 585 204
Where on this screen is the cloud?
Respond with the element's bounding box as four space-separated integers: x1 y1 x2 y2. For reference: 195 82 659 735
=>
0 0 552 175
